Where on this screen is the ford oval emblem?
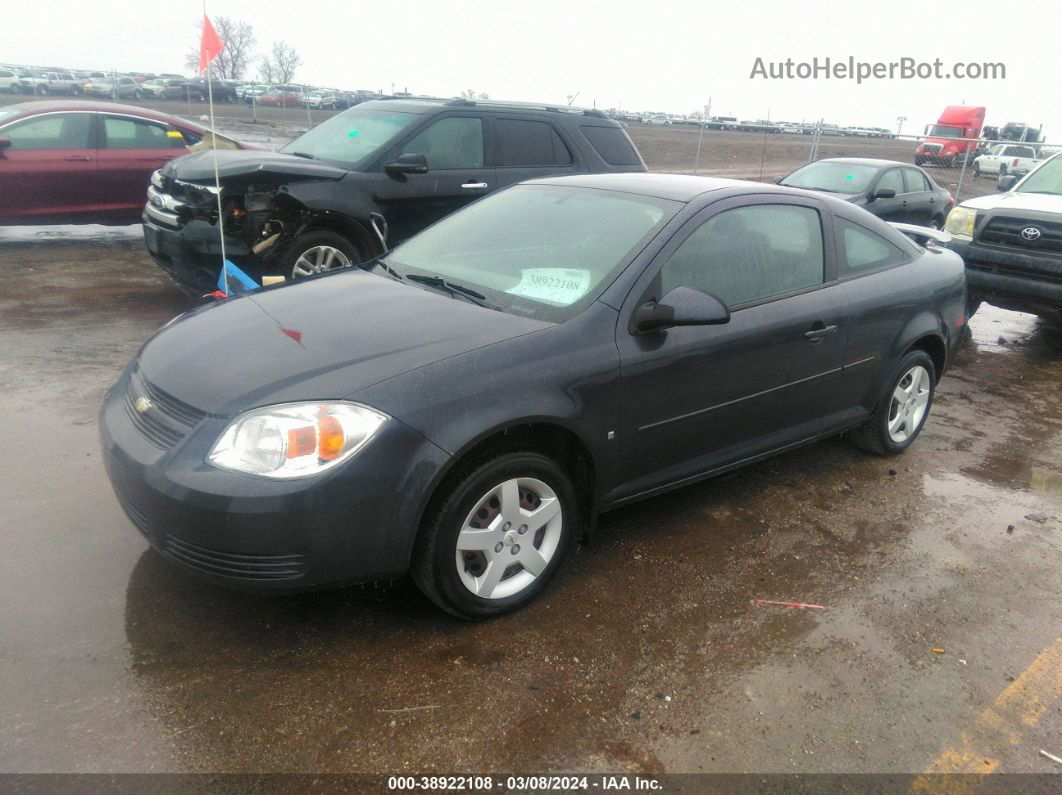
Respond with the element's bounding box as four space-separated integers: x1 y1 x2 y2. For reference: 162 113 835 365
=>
1020 226 1042 241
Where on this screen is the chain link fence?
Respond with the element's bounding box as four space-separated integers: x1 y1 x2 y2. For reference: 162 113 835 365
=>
625 121 1058 205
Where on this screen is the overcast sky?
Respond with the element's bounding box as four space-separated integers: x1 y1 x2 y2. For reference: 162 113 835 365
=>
4 0 1057 136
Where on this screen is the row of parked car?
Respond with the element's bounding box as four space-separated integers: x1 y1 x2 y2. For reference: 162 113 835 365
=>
616 111 895 138
0 64 388 112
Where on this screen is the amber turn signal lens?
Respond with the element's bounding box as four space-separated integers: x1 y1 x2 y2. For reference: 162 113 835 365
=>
316 415 345 461
287 426 316 459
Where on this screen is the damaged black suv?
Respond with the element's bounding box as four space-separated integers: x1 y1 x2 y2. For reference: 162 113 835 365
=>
142 98 647 294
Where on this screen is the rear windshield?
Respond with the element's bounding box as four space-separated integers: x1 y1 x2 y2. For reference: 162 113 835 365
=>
781 161 878 194
279 108 419 168
579 125 642 166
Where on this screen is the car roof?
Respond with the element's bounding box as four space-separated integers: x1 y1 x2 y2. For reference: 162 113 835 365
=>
811 157 921 170
524 173 746 202
0 100 206 133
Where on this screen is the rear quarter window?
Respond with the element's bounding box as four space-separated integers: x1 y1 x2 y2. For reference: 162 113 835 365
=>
579 125 641 166
839 219 908 271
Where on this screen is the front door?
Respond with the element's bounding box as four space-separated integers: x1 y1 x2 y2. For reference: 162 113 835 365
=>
372 115 495 245
867 168 907 222
612 197 849 502
0 111 98 223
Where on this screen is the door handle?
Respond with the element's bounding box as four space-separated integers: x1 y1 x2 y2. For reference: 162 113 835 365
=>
461 181 489 189
64 155 93 161
804 324 838 341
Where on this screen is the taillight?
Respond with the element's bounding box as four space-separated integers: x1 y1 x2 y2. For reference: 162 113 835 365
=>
1012 158 1019 166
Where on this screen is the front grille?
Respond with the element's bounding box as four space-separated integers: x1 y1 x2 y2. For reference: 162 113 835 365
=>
921 143 942 154
131 368 207 426
979 216 1062 256
162 535 307 581
117 494 150 537
124 367 208 450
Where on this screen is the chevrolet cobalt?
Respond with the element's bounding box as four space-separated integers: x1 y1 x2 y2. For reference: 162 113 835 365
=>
101 174 966 618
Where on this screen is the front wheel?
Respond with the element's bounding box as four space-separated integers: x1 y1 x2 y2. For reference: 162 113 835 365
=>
849 350 936 455
914 157 925 167
973 163 981 177
134 90 142 100
412 451 577 619
276 230 365 280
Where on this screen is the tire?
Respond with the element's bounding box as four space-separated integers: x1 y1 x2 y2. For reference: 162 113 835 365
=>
914 157 924 167
999 164 1008 177
71 85 82 96
973 163 981 177
38 85 49 96
276 230 365 281
849 349 936 456
411 450 577 619
134 90 142 100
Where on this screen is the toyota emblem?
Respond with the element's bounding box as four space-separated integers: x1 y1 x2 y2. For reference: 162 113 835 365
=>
1020 226 1042 241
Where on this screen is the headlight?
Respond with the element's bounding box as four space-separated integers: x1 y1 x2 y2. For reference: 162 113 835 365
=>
208 402 387 478
945 206 976 237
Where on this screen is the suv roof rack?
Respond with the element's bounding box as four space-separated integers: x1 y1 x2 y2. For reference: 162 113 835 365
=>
443 97 609 119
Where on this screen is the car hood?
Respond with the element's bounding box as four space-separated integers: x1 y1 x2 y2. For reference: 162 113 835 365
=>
960 191 1062 213
137 269 552 416
162 149 348 185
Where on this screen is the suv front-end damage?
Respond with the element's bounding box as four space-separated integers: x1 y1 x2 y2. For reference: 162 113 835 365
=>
142 151 384 295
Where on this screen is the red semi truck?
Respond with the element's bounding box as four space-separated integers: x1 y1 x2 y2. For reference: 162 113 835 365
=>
915 106 985 167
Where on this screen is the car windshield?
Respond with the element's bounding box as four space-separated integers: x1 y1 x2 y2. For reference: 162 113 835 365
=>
928 124 964 138
384 184 679 323
279 108 419 167
1016 157 1062 196
781 161 878 193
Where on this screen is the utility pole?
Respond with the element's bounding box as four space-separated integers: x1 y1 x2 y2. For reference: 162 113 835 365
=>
896 115 907 135
694 97 711 175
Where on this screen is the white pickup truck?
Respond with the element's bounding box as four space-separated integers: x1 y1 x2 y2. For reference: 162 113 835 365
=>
973 144 1039 178
944 153 1062 319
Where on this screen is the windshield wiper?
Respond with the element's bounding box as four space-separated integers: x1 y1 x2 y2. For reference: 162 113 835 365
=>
288 151 318 160
405 274 493 307
365 256 403 281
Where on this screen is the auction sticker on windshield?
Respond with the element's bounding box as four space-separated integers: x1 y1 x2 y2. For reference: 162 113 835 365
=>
505 268 592 306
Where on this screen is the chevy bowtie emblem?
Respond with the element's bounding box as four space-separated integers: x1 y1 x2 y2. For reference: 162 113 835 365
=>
134 396 153 414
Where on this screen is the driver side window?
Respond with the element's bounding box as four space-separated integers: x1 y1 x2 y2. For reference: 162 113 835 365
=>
399 117 484 170
660 204 824 308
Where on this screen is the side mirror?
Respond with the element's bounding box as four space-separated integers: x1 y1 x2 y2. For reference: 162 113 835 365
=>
872 188 896 200
0 136 11 151
631 286 730 335
997 174 1018 191
385 152 429 175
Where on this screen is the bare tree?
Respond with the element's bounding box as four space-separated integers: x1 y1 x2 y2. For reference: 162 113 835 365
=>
459 89 489 100
257 59 276 85
184 17 256 79
262 41 302 85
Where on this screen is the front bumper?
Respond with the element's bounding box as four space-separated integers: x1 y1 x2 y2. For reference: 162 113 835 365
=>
100 365 450 592
947 238 1062 315
143 211 256 294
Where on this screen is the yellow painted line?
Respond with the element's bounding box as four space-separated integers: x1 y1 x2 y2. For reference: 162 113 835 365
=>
911 637 1062 792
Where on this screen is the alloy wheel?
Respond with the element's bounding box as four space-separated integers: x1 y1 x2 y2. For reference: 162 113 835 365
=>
887 364 930 443
455 477 563 600
290 245 350 278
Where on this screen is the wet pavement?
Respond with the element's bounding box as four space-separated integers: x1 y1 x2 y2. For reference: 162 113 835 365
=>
0 234 1059 777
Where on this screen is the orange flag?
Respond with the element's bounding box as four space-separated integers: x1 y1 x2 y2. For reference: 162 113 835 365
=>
198 15 224 75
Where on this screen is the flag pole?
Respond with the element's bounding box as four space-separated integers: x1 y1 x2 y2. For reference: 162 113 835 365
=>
203 4 228 284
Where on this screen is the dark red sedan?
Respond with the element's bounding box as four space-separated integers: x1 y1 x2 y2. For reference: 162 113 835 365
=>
0 100 254 225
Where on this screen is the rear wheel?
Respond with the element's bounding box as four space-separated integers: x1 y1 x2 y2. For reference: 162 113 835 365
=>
412 451 577 619
276 230 366 281
973 163 981 177
850 350 936 456
914 157 925 166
